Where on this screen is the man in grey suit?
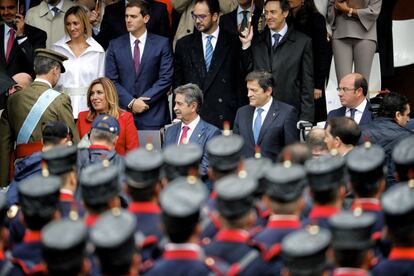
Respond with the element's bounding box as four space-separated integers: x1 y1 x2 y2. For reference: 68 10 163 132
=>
164 83 221 178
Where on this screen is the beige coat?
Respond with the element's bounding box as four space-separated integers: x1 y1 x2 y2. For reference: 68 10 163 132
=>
171 0 238 48
0 81 79 187
25 0 75 48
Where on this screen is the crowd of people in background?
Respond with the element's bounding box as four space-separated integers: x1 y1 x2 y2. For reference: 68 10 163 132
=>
1 0 414 274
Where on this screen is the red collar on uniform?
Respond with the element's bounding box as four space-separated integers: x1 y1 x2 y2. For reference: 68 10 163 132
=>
85 214 100 227
60 190 74 202
128 202 161 214
267 216 301 229
309 205 339 219
389 247 414 260
210 191 217 200
0 250 5 260
163 245 201 260
23 230 41 243
333 268 368 276
351 198 381 212
215 229 250 243
89 144 111 151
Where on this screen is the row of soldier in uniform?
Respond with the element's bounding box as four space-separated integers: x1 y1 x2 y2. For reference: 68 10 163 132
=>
2 113 414 275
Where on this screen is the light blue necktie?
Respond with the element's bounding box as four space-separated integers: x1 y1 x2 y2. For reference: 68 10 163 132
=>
253 108 264 144
205 35 213 71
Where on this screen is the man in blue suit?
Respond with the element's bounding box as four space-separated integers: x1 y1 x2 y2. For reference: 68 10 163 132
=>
327 73 373 126
233 70 299 161
105 0 173 130
164 83 221 178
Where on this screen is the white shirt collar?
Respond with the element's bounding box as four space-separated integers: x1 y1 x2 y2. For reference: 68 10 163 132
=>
255 96 273 113
34 78 53 88
182 115 200 130
348 98 367 113
202 26 220 41
165 243 202 252
48 0 64 12
130 31 147 47
270 23 288 39
237 5 254 14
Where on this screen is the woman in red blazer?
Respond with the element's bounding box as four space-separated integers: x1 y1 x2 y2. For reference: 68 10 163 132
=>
77 77 139 155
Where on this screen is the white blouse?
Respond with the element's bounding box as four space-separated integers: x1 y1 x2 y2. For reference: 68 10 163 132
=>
52 36 105 118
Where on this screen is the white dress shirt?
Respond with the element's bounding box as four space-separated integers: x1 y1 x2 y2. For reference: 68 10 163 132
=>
129 31 147 62
52 35 105 118
252 97 273 128
202 27 219 57
270 23 288 46
178 115 201 144
346 99 367 124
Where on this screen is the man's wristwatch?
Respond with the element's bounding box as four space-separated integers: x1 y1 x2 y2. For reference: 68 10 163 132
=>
347 8 353 17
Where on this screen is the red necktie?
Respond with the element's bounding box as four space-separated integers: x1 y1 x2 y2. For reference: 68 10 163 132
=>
6 28 15 63
179 126 190 144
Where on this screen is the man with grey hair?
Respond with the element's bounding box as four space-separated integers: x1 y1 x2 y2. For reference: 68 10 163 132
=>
164 83 221 178
0 48 78 187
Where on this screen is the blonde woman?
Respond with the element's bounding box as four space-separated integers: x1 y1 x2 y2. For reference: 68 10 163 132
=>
77 77 139 155
52 5 105 118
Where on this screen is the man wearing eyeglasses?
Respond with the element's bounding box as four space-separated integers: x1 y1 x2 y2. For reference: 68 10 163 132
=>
174 0 243 129
327 73 373 126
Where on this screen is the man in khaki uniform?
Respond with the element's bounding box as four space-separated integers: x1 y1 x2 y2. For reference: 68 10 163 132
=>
0 49 79 187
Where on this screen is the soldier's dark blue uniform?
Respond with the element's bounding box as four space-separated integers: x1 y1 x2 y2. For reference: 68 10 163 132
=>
11 174 61 275
76 114 123 176
90 208 139 275
253 162 306 274
329 211 377 276
372 181 414 276
42 144 84 218
281 226 332 276
41 218 88 275
203 174 268 275
79 161 121 228
0 194 23 275
124 146 164 267
347 143 387 237
304 153 346 228
147 177 218 276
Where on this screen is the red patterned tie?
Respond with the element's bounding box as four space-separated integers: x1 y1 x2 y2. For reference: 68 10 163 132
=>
6 28 15 63
179 126 190 144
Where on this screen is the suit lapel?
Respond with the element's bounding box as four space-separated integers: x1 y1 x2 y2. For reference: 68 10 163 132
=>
0 26 5 65
189 119 205 144
244 106 255 146
190 32 206 86
119 35 136 80
171 122 182 144
138 33 154 79
360 100 372 124
203 31 230 93
258 99 280 144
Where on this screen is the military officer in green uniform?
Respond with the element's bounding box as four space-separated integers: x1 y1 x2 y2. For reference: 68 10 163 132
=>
0 48 79 187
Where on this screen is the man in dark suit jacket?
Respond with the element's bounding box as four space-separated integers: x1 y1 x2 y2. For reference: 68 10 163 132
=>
240 0 314 124
96 0 170 49
174 0 243 129
105 0 173 130
327 73 373 126
233 70 299 161
0 0 46 77
164 83 221 177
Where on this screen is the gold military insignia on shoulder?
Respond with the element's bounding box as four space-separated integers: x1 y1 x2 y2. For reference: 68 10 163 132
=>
7 205 19 219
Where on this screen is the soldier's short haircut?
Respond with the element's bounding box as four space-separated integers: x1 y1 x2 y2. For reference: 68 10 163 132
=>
90 129 118 145
34 56 61 75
